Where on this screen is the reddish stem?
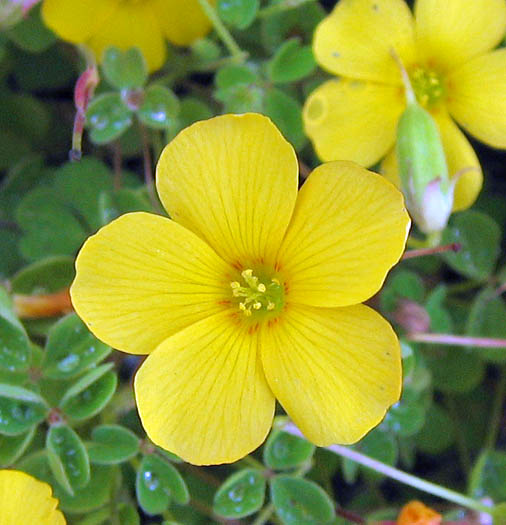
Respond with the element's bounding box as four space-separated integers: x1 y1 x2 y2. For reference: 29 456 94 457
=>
402 243 461 260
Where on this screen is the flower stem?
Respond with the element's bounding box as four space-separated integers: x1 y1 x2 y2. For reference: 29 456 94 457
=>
252 503 275 525
485 366 506 449
197 0 247 63
282 423 492 516
407 333 506 348
402 242 461 260
258 0 315 18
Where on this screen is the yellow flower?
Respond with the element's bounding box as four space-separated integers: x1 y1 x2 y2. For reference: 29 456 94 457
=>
304 0 506 212
42 0 214 71
71 113 410 465
0 469 66 524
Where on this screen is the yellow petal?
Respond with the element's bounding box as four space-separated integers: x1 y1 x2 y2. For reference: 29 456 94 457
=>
71 212 231 355
415 0 506 72
156 113 298 268
87 2 166 71
261 304 401 445
0 470 66 525
446 49 506 149
42 0 119 43
433 112 483 211
135 312 275 465
152 0 213 46
277 162 410 308
380 113 483 212
303 79 404 165
313 0 415 83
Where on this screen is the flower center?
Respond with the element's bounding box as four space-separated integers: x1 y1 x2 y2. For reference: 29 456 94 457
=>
408 67 445 109
230 269 284 319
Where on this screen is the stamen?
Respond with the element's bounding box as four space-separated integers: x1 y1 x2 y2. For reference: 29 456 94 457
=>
229 269 284 318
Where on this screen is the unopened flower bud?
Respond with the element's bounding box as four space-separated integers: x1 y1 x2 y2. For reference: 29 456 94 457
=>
396 102 455 235
392 49 455 236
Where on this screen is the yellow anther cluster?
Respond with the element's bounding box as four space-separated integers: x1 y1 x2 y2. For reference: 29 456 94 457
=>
409 67 445 108
230 269 282 317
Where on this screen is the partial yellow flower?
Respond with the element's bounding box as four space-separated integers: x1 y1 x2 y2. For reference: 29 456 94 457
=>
0 469 66 525
42 0 214 71
304 0 506 211
71 113 410 466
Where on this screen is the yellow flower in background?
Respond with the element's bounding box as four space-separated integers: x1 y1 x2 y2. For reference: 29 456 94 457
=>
304 0 506 212
0 469 66 524
71 113 410 466
42 0 214 71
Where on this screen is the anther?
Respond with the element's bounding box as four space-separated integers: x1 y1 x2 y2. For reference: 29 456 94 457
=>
257 283 266 293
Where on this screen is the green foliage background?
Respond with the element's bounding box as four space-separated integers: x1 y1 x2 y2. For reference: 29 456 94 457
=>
0 1 505 524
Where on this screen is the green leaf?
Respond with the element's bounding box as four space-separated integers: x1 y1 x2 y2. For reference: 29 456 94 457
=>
425 346 485 393
264 88 306 150
268 38 316 84
0 383 49 435
380 270 425 313
136 453 190 515
215 83 264 113
0 286 31 372
102 47 148 89
352 428 398 478
15 187 87 261
213 469 265 519
218 0 259 29
43 313 111 380
492 503 506 525
384 386 426 437
86 93 133 144
263 430 315 470
6 5 55 53
469 450 506 501
0 90 51 144
88 424 140 465
215 64 258 90
425 284 452 333
467 286 506 363
138 85 180 130
61 371 117 421
47 424 90 495
51 158 117 231
177 97 213 130
0 426 35 466
260 2 325 53
20 451 116 513
98 188 152 225
11 256 75 295
270 475 335 525
416 403 455 454
401 341 416 380
442 211 501 280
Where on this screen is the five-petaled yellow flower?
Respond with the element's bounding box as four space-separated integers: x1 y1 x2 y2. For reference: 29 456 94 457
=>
0 469 66 524
42 0 214 71
304 0 506 212
71 113 410 465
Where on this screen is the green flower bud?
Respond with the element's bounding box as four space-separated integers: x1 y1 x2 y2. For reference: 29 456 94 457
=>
396 102 455 234
392 50 455 235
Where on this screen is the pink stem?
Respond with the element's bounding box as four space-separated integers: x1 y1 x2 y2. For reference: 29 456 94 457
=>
408 333 506 348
